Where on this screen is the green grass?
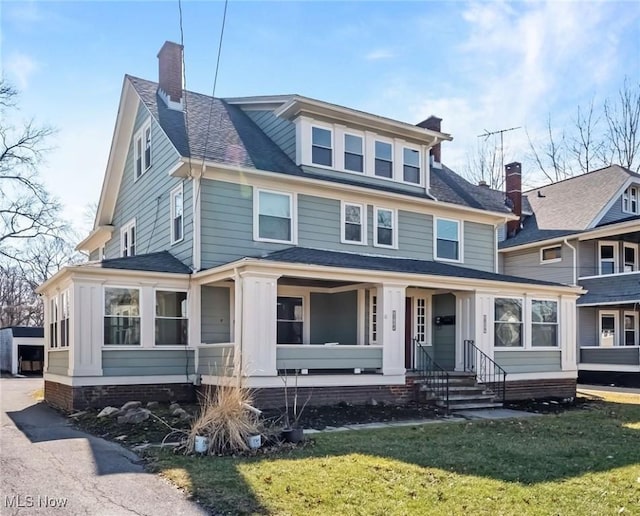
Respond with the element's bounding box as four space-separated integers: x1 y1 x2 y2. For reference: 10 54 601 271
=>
147 397 640 515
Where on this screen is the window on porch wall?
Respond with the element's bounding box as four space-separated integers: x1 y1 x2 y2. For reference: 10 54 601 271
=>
531 300 558 347
415 298 426 343
277 296 303 344
494 298 523 347
49 297 58 348
104 287 141 345
624 313 637 346
370 294 378 343
60 291 70 348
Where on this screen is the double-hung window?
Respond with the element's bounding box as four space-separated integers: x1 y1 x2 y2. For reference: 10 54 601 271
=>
531 300 558 347
374 207 396 248
256 190 294 243
600 312 617 347
277 297 303 344
60 291 70 348
624 312 638 346
104 287 140 346
344 133 364 172
435 218 461 261
342 202 365 244
599 242 617 275
49 297 58 348
134 121 152 180
624 243 637 272
623 186 639 214
311 126 332 167
494 298 523 347
374 140 393 178
121 219 136 257
403 147 420 184
155 290 188 346
170 185 184 244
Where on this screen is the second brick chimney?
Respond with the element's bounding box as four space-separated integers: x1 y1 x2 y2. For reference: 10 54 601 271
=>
417 116 443 166
157 41 184 110
505 162 522 237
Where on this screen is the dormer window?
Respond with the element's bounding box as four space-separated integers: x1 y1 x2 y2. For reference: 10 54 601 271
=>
375 140 393 178
403 147 420 184
623 186 639 214
134 120 152 180
311 126 332 167
344 134 364 173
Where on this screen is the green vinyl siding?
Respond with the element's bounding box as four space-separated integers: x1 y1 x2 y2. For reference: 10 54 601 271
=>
503 242 575 285
47 350 69 375
104 101 192 266
463 222 495 273
276 345 382 370
310 291 357 344
244 110 296 162
201 286 231 343
197 345 235 375
102 349 195 376
494 350 562 373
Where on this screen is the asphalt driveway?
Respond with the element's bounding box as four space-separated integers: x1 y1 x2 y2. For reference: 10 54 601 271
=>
0 378 207 515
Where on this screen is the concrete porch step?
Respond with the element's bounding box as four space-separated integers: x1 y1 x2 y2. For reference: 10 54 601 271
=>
443 393 497 402
438 401 504 410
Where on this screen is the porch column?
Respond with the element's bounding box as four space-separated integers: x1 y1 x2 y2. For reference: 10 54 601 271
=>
70 281 103 376
238 271 281 377
189 283 202 373
378 283 407 375
455 293 475 371
560 295 578 371
474 292 495 360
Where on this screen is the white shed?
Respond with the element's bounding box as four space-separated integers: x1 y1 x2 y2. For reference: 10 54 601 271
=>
0 327 45 375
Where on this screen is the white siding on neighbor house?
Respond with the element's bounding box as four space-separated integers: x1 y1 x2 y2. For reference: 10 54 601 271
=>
104 102 193 266
502 242 575 285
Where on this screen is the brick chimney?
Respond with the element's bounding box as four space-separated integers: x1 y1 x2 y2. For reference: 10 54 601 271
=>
505 162 522 237
157 41 184 110
417 116 442 166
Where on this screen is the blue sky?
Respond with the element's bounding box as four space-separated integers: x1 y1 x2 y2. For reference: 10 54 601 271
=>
3 1 639 236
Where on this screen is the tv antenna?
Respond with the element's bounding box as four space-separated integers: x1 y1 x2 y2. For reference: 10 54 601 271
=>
477 126 521 183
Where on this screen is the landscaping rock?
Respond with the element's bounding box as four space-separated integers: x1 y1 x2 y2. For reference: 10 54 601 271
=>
169 402 181 412
120 401 142 411
69 411 89 418
146 401 160 409
171 407 188 418
97 406 121 418
367 398 378 406
117 408 150 424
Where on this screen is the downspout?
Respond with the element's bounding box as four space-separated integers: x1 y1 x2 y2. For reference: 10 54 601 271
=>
564 239 577 285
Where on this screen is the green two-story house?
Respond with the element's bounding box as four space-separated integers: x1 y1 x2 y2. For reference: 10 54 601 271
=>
38 41 583 411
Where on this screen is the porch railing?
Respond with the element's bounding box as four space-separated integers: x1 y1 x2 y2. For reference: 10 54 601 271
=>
463 339 507 402
415 340 450 413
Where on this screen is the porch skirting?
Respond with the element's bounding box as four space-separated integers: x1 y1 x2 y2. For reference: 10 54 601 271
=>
504 378 577 400
44 380 195 412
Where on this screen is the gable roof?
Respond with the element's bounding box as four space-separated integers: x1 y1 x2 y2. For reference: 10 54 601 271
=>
261 247 563 287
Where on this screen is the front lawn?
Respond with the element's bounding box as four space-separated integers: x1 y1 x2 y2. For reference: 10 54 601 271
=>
147 393 640 515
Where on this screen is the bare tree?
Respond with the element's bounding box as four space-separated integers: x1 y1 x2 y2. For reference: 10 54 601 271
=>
463 139 502 189
568 99 607 175
0 80 63 263
0 264 43 326
604 78 640 172
526 115 570 183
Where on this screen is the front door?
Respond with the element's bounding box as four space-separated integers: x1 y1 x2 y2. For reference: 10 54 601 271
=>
405 297 413 369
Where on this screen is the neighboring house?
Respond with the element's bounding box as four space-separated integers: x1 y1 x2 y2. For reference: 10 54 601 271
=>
0 326 45 375
38 41 583 411
499 165 640 384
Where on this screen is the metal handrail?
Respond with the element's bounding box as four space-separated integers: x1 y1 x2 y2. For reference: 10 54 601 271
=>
463 339 507 402
415 341 450 413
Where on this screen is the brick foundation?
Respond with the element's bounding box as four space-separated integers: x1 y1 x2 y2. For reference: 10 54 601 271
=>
504 378 577 400
45 380 195 412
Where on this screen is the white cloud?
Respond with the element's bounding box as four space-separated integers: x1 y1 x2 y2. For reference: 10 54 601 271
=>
5 53 39 90
365 49 395 61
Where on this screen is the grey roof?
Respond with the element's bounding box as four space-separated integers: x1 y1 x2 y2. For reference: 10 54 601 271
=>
97 251 191 274
577 275 640 306
260 247 564 287
127 76 512 215
0 327 44 338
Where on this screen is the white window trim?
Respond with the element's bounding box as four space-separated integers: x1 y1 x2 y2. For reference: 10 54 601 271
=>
622 186 639 215
369 290 378 344
493 296 525 348
373 206 398 249
277 287 310 344
530 298 559 348
623 310 638 347
49 296 59 349
598 241 618 276
310 124 334 169
623 242 638 272
599 310 618 347
170 184 184 245
343 130 365 173
154 288 189 347
253 188 297 244
103 286 142 347
133 119 152 181
401 144 422 186
373 137 394 180
540 244 562 264
120 218 136 257
341 201 367 245
60 289 70 348
434 217 463 263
